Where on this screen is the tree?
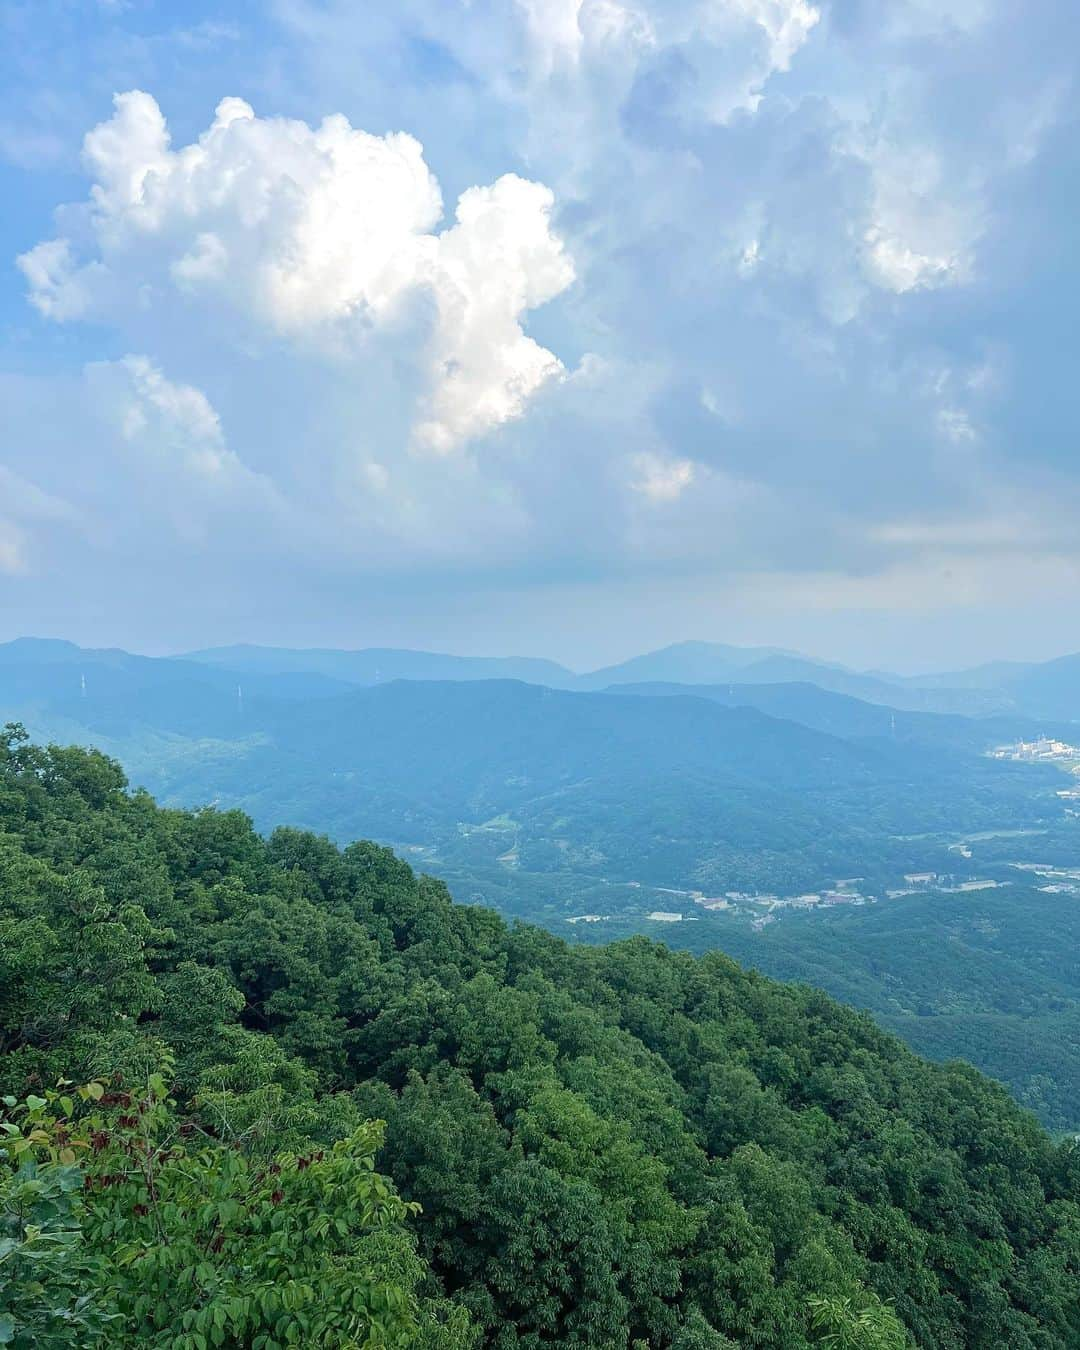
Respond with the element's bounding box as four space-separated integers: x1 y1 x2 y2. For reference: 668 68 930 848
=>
807 1296 908 1350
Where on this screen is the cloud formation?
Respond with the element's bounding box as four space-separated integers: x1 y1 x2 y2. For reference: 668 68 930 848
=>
3 0 1080 665
83 355 289 544
19 91 574 453
513 0 821 119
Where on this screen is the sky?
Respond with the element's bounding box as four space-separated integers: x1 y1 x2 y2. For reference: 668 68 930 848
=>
0 0 1078 672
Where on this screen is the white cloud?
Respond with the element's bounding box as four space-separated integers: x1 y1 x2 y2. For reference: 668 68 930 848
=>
17 239 105 321
19 92 574 454
630 451 696 501
936 408 979 445
0 466 82 574
95 355 234 478
414 175 574 450
0 521 26 575
863 231 959 294
715 0 820 82
84 356 286 544
859 141 976 295
516 0 656 72
0 466 80 525
7 0 1074 649
538 0 822 121
870 516 1033 549
517 0 591 70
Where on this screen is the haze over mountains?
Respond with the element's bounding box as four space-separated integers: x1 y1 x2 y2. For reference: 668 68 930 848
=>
184 637 1080 719
11 634 1080 723
4 633 1080 1131
1 636 1076 904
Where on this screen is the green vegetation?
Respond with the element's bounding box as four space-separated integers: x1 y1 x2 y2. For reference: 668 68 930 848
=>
2 724 1080 1347
6 641 1080 1150
1 1081 466 1349
3 656 1069 906
569 886 1080 1135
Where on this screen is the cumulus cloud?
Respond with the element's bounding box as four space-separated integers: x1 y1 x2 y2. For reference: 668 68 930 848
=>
509 0 821 120
678 0 821 121
857 138 978 295
281 0 999 327
5 0 1078 660
412 175 574 450
19 91 574 454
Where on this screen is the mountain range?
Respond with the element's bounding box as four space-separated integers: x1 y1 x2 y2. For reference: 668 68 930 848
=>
10 634 1080 721
0 636 1073 906
4 635 1080 1132
186 637 1080 719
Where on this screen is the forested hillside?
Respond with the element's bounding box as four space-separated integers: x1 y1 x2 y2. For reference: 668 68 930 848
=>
2 725 1079 1348
573 890 1080 1135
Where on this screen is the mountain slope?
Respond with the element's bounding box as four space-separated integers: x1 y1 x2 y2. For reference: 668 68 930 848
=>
609 679 1079 753
1000 653 1080 721
2 729 1078 1348
578 884 1080 1134
584 640 1014 714
184 642 580 688
0 636 353 703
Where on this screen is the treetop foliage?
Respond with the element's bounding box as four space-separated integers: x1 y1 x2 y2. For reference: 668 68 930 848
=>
1 725 1078 1347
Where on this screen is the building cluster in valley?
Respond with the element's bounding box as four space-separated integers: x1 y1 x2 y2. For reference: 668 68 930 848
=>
566 863 1031 930
1010 861 1080 895
988 737 1080 814
563 806 1080 929
990 737 1080 765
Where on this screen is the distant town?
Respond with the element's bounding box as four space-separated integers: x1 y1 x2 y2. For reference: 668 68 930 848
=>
989 736 1080 763
566 855 1080 932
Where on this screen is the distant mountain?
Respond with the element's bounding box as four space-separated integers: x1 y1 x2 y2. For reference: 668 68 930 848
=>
184 643 579 688
0 637 353 708
896 659 1037 691
158 636 1080 721
0 637 131 667
609 680 1074 753
994 652 1080 721
0 643 1066 905
579 639 810 686
586 641 1012 714
12 634 1080 723
887 653 1080 722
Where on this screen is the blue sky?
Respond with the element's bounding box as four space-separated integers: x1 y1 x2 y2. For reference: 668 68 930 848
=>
1 0 1078 671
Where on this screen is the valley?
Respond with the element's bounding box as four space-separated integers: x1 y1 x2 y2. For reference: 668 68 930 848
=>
5 637 1080 1134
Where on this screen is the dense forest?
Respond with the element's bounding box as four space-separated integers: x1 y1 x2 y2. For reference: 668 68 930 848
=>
2 725 1080 1348
571 890 1080 1135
